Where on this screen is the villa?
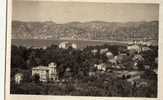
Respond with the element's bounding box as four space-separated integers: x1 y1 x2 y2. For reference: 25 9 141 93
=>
32 62 58 82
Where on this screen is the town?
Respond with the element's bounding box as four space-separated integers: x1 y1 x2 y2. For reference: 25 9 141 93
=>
10 40 158 97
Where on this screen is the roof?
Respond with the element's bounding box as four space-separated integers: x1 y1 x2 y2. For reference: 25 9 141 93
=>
106 51 113 54
127 45 141 51
59 41 77 49
15 73 23 76
32 66 49 70
65 67 71 72
142 46 152 51
48 62 57 67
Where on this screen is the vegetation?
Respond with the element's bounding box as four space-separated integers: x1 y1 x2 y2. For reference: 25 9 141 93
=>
10 44 158 97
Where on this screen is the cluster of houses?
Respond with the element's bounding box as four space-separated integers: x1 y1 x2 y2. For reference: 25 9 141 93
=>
15 62 58 84
90 41 156 70
88 41 157 86
15 62 74 84
14 41 157 87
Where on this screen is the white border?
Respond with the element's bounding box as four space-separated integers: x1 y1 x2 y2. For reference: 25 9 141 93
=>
5 0 162 100
0 0 6 100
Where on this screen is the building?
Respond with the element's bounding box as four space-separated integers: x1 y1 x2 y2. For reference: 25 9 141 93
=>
108 58 117 65
32 62 57 82
15 73 23 84
106 51 114 59
59 41 69 49
94 63 107 71
59 41 77 49
91 49 98 55
141 46 152 52
89 71 96 77
100 48 109 54
71 43 77 49
127 44 142 53
127 41 152 54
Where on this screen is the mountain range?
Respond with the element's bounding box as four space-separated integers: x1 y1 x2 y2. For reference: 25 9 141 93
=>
12 21 158 41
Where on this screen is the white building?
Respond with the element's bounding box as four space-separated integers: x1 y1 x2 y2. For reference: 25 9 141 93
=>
141 46 152 52
59 41 77 49
100 48 108 54
32 62 58 82
94 63 107 71
106 51 113 59
127 44 142 53
59 41 69 49
72 43 77 49
15 73 23 84
91 49 98 55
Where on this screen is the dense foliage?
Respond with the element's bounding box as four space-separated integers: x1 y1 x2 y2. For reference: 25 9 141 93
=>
10 44 158 97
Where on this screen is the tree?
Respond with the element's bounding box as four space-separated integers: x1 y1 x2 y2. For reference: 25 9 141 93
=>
32 74 40 83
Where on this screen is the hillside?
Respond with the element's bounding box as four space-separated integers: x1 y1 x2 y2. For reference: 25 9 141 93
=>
12 21 158 41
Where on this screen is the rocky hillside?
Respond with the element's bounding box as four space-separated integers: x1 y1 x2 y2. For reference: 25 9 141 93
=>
12 21 158 41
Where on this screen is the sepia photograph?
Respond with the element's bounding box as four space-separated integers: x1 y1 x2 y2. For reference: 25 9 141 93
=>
9 0 159 98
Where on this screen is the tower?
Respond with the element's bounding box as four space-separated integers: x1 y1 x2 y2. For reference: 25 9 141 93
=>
48 62 57 81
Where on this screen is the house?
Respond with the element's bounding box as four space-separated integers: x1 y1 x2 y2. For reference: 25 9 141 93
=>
59 41 68 49
59 41 77 49
32 62 57 82
127 44 142 53
127 75 141 85
94 63 107 71
91 49 98 55
141 46 152 52
100 48 108 54
15 73 23 84
72 43 77 49
89 71 96 77
108 58 117 65
106 51 114 59
117 71 143 85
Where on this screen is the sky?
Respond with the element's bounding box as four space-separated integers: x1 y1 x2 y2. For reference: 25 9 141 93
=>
12 1 159 23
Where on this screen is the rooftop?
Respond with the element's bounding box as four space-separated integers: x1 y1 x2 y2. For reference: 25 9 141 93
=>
32 66 50 70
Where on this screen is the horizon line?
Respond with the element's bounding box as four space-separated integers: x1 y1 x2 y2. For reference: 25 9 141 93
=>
12 20 159 24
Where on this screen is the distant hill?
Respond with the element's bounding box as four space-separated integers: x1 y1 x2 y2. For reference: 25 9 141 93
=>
12 21 158 41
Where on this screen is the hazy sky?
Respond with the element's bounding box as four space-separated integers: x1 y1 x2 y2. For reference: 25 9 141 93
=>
12 1 159 23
